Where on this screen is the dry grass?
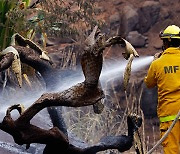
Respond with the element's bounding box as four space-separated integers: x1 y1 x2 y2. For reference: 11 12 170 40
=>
62 72 163 154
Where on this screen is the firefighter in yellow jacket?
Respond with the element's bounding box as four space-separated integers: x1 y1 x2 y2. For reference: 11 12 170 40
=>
144 25 180 154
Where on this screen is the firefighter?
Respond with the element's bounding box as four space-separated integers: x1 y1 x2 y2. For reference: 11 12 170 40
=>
144 25 180 154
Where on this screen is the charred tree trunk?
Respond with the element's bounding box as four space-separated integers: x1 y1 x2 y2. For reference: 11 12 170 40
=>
0 27 140 153
0 104 142 154
10 45 68 136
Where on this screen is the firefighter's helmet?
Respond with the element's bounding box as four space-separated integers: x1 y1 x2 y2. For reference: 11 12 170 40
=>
159 25 180 39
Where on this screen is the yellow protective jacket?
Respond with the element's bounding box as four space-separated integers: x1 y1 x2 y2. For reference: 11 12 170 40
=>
144 47 180 119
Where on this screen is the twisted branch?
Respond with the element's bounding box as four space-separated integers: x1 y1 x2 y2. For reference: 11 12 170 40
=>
0 26 141 153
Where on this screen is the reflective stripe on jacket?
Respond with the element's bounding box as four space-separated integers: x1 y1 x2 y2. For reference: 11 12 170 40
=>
160 115 180 122
144 47 180 118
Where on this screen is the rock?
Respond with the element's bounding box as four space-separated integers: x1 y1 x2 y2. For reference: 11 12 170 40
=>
109 12 121 35
126 31 147 47
113 0 123 5
138 1 161 33
120 5 139 36
153 39 162 49
109 12 121 26
160 8 170 20
141 85 158 118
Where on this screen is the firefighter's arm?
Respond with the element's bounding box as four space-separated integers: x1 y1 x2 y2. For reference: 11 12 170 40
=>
144 62 157 88
153 51 163 61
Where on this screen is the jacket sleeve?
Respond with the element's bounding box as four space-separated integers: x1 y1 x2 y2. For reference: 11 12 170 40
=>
144 62 157 88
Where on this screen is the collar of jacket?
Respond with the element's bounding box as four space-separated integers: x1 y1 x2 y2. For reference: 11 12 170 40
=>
162 47 180 55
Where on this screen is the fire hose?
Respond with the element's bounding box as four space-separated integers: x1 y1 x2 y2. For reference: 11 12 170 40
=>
147 110 180 154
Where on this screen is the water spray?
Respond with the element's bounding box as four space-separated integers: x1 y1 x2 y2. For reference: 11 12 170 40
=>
0 55 154 121
57 55 154 91
0 55 154 112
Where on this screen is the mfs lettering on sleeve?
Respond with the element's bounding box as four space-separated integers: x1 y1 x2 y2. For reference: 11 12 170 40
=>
164 66 179 74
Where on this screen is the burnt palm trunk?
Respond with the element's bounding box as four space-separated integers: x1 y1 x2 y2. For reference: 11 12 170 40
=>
0 45 68 136
17 46 68 136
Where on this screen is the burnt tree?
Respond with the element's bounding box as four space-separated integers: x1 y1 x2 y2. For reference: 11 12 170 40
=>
0 104 142 154
0 26 141 153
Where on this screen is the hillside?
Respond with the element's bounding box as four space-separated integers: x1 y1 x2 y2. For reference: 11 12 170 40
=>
96 0 180 55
